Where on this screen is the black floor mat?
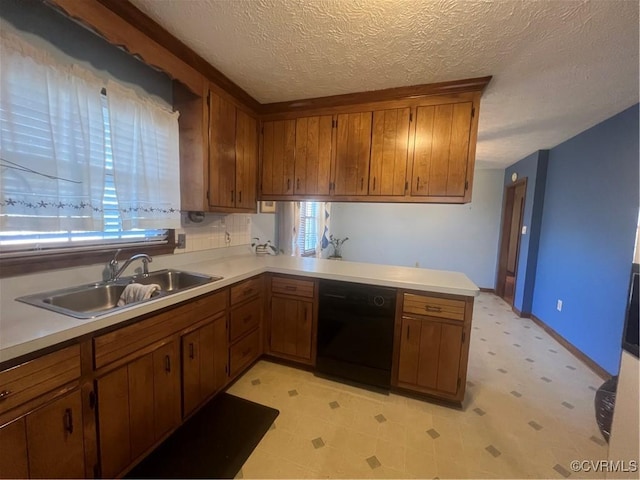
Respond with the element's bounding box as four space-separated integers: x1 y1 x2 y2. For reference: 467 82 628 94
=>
126 393 279 479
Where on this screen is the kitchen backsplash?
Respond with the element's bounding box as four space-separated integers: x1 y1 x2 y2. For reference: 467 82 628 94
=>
176 213 252 253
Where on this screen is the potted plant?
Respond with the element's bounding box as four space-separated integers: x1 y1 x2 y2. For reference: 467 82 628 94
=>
251 238 278 256
327 235 349 260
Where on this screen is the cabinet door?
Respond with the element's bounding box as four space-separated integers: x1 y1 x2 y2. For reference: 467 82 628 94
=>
436 323 463 394
128 354 155 460
397 316 422 385
97 366 131 479
261 119 295 195
236 110 258 209
294 115 333 195
212 313 229 392
0 418 28 479
182 329 201 417
26 390 85 479
270 296 313 360
411 102 473 197
153 341 181 439
208 90 237 208
369 108 410 196
334 112 372 196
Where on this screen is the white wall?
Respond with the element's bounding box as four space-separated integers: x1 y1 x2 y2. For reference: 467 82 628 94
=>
329 169 504 288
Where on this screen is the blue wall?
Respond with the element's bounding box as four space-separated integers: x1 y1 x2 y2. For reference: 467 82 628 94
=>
504 151 549 314
531 104 639 375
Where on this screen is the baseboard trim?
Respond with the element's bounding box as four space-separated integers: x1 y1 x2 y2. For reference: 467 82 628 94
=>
512 305 530 318
479 287 495 293
529 314 611 381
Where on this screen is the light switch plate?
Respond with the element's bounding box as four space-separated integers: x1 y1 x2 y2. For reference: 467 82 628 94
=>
522 225 527 235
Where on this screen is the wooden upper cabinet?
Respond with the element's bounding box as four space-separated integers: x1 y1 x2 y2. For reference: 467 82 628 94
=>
208 90 237 209
261 119 296 195
294 115 333 196
369 108 411 196
411 102 473 197
334 112 373 196
235 110 258 209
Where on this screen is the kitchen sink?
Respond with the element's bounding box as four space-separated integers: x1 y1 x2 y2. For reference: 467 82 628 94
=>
129 269 222 292
16 269 222 319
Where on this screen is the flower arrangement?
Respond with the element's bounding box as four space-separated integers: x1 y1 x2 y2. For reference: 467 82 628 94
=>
327 235 349 258
251 238 278 255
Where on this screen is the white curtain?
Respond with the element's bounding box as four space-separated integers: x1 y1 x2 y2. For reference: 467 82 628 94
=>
277 201 301 256
315 202 331 258
0 30 181 233
0 32 106 231
106 81 181 230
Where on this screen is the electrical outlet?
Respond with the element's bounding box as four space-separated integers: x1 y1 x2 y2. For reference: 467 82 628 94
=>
557 299 563 312
177 233 186 249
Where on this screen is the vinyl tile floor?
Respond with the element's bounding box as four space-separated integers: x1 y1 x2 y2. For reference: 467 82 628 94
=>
227 293 614 479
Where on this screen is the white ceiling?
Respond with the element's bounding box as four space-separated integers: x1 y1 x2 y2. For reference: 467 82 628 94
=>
130 0 639 169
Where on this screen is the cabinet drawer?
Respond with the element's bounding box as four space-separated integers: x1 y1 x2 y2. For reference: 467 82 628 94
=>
191 289 228 320
403 293 465 321
94 304 192 370
271 276 314 298
0 345 81 416
230 277 262 305
229 329 260 377
230 297 262 342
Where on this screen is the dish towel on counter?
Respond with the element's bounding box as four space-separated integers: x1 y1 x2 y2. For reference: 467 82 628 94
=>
117 283 161 307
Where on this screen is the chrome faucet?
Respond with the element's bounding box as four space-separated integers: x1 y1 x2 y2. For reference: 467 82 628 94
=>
108 249 152 281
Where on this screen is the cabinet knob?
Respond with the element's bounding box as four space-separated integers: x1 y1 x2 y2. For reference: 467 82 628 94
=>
0 390 11 401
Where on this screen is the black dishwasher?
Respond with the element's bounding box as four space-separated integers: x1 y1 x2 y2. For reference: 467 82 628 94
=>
316 280 396 389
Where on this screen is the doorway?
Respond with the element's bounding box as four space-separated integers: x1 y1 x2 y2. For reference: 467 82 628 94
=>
497 179 527 305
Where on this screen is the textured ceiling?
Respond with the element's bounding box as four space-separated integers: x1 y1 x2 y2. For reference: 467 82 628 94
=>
130 0 639 168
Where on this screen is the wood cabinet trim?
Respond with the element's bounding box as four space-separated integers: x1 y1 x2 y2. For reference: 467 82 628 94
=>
260 76 492 116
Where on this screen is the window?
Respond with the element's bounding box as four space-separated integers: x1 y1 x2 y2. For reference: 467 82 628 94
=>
0 31 180 264
297 202 320 256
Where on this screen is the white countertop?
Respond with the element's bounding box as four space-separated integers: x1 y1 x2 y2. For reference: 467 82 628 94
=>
0 254 479 364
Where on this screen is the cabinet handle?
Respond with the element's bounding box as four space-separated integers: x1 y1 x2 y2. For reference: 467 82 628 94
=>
425 305 442 313
372 177 376 191
296 178 300 190
189 343 195 359
231 190 235 203
0 390 11 401
64 408 74 434
287 178 291 191
407 325 410 340
239 191 242 203
360 178 364 190
165 355 171 373
285 285 296 291
416 177 421 191
243 315 252 323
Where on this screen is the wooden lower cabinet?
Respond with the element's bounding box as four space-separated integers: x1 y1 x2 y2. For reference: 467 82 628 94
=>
182 313 228 417
397 317 463 395
0 390 85 479
269 296 313 362
97 338 180 478
394 291 472 404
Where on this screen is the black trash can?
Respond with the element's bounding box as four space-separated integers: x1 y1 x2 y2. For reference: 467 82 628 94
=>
594 376 618 443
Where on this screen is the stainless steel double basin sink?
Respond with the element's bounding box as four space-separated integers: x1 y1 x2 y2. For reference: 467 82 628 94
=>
16 269 223 319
